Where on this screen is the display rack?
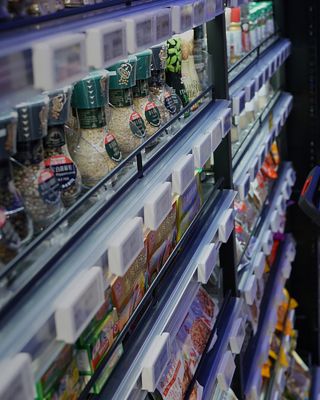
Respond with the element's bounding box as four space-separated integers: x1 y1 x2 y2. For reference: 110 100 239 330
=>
0 1 302 399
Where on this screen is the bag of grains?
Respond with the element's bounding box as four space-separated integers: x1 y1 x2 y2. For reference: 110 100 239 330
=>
13 95 62 233
71 70 122 188
43 86 82 206
107 56 147 158
0 111 33 264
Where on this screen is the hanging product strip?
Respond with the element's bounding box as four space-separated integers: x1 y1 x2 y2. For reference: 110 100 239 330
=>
238 162 296 308
243 234 297 399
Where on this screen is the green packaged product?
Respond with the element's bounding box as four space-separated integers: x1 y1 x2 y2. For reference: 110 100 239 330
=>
76 308 119 374
35 345 73 399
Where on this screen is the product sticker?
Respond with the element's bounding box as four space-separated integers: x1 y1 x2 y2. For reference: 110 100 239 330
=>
129 111 146 138
145 102 161 127
164 91 181 115
104 132 122 162
38 169 60 204
45 155 77 191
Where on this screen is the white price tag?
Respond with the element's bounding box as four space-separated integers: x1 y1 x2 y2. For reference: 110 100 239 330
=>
172 4 193 33
193 132 212 168
221 108 232 137
259 146 266 166
264 64 270 82
155 9 172 42
141 333 170 392
286 96 293 117
282 259 292 279
235 173 250 201
262 230 273 255
54 267 105 343
85 21 127 69
124 13 155 53
276 195 286 216
245 80 256 102
249 156 260 181
217 351 236 391
232 90 246 116
270 210 280 233
205 0 216 21
255 71 264 91
282 181 291 200
197 242 220 284
253 252 266 279
210 119 223 152
33 33 87 90
172 154 195 195
287 242 296 262
276 118 282 136
218 208 234 243
229 318 246 354
268 60 273 77
144 182 172 231
287 168 296 186
0 354 35 400
243 275 257 306
193 0 206 26
108 217 144 276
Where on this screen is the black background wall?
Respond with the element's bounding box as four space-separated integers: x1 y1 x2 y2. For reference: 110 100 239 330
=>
276 0 320 365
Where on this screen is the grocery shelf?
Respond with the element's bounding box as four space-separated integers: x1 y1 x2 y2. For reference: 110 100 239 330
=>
94 190 236 400
243 234 296 398
188 297 244 399
228 32 280 84
0 90 223 313
0 99 230 371
0 0 221 111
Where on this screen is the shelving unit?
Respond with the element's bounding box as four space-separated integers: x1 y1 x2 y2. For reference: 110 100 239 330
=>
0 1 307 400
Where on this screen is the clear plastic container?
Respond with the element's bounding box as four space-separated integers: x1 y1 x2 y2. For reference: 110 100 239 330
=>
0 111 33 265
133 50 165 139
71 70 122 188
13 96 62 233
108 56 147 158
150 43 182 122
44 86 82 206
